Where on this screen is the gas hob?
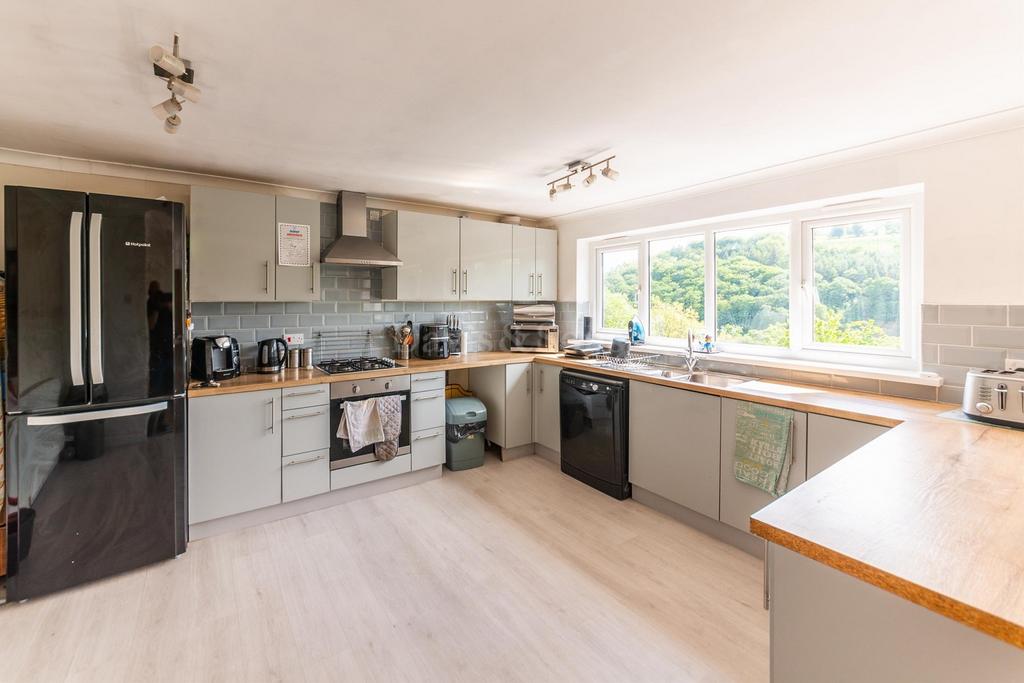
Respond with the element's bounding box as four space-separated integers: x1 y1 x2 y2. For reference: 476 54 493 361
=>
316 357 397 374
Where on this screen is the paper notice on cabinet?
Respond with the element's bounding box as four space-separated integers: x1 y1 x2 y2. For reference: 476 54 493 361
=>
278 223 311 267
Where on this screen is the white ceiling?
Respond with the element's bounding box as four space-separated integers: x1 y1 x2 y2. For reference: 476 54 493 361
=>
2 1 1022 219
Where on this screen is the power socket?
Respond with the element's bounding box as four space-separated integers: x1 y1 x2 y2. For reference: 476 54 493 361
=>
284 333 304 346
1006 358 1024 371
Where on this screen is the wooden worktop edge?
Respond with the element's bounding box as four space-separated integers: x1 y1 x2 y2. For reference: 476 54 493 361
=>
749 517 1024 650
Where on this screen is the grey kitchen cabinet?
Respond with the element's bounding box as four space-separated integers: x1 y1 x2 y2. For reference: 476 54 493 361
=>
807 414 889 478
719 397 807 534
512 225 558 301
459 217 512 301
380 211 461 301
469 362 532 449
281 404 330 456
282 449 330 502
188 389 282 523
629 381 722 519
274 195 321 302
532 363 561 453
411 389 445 432
190 185 276 302
411 426 445 471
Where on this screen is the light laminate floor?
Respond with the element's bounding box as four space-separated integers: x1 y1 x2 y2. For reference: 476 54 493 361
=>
2 455 768 682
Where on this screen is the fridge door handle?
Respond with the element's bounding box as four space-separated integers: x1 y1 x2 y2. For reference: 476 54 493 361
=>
26 401 168 426
69 211 85 386
88 213 104 385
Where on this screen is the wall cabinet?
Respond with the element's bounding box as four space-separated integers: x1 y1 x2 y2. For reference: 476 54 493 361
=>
188 389 282 523
512 225 558 301
381 212 461 301
190 186 276 302
719 398 808 534
460 218 512 301
629 381 722 519
807 414 888 478
468 362 532 449
532 363 561 453
189 186 320 302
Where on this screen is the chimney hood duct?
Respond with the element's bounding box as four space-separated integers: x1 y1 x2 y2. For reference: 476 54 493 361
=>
322 191 403 267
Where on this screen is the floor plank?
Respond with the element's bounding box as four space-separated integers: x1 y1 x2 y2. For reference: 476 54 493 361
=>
2 455 768 682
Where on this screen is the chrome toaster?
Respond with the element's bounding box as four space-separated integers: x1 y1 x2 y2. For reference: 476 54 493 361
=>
962 368 1024 427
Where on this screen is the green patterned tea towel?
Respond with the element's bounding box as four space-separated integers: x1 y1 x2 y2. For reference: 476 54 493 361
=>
733 401 795 497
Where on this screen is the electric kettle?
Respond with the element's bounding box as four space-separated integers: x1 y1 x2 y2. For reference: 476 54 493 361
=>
256 337 288 374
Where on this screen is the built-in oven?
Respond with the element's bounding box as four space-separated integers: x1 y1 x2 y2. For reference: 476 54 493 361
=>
329 375 411 470
509 323 560 353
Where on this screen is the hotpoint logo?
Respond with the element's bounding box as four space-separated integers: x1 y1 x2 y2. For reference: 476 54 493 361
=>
124 241 152 248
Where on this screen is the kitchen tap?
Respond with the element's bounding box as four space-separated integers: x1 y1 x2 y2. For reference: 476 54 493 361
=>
685 331 700 374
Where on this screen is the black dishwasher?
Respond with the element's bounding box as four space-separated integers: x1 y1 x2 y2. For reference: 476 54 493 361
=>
559 370 630 500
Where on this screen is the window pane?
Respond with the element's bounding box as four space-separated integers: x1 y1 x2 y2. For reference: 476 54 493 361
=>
715 225 790 347
649 235 705 338
600 248 638 329
811 216 901 348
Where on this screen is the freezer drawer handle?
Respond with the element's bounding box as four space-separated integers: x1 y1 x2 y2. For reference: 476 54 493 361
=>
284 453 325 466
285 410 324 420
69 211 85 386
27 401 168 426
88 213 104 384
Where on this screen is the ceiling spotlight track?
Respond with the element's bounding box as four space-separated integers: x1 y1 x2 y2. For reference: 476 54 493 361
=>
150 33 201 134
547 155 618 200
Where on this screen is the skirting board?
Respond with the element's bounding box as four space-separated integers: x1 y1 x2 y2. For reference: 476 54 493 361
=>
632 486 765 558
498 444 536 461
189 465 442 541
533 443 559 465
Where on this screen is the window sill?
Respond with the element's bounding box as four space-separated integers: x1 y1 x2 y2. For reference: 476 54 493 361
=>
569 338 942 387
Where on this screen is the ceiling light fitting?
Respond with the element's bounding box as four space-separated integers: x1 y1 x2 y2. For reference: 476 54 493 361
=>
150 34 201 133
546 155 618 199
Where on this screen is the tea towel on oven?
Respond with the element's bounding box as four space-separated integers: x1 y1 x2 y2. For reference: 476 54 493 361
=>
373 395 402 461
336 397 384 453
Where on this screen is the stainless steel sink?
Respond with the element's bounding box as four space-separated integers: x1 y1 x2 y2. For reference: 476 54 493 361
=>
633 367 755 387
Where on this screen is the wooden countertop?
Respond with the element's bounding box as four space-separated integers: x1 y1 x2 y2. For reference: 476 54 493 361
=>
189 351 1024 647
187 352 547 397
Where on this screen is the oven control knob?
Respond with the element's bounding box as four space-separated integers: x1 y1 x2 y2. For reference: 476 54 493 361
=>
352 385 361 394
385 381 391 390
975 402 993 414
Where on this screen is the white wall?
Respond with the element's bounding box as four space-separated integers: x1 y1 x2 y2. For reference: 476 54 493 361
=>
553 118 1024 306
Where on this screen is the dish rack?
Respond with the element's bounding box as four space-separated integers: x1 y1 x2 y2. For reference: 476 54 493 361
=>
589 351 665 371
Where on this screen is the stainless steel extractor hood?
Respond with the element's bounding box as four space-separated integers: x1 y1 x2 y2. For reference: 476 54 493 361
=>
322 191 403 266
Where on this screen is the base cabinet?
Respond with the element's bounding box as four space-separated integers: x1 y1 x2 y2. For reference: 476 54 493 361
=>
719 398 807 534
532 364 560 453
411 427 445 470
282 450 330 502
331 454 412 490
629 381 721 519
469 363 532 449
807 414 889 478
188 389 282 524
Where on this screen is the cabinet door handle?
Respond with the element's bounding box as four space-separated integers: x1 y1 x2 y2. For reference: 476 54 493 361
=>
763 541 770 611
413 432 440 441
285 410 325 420
412 376 438 382
285 453 325 466
264 261 270 292
413 395 440 401
310 261 316 293
284 389 324 398
462 269 468 295
539 368 544 392
266 398 275 433
537 273 543 296
451 268 457 294
528 273 534 295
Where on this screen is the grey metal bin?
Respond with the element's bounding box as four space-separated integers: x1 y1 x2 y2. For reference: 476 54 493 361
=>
444 397 487 471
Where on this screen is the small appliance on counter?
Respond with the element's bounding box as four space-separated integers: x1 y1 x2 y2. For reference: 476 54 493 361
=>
191 335 241 385
509 303 559 353
257 337 288 373
446 314 463 356
418 323 450 359
962 368 1024 427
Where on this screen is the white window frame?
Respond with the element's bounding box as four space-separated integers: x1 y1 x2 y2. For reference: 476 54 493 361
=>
587 192 922 371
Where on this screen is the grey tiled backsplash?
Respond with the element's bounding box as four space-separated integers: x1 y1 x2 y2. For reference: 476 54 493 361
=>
921 304 1024 405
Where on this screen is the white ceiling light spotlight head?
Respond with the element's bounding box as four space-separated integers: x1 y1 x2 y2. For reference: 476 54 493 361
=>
150 33 201 133
544 155 618 198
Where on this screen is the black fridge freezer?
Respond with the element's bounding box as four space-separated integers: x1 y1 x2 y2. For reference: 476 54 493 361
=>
4 186 188 600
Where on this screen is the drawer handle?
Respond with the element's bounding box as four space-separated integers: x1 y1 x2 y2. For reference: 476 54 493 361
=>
285 453 325 466
284 389 325 398
414 433 440 441
285 410 325 420
412 377 438 382
412 395 440 401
